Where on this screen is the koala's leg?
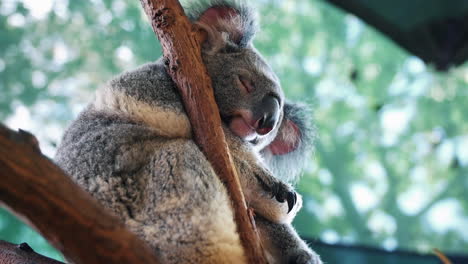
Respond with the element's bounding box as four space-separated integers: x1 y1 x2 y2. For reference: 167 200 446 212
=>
122 139 246 264
255 216 322 264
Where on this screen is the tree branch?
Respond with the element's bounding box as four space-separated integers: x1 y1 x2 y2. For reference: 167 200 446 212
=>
0 124 160 264
315 140 376 244
139 0 267 263
415 167 464 218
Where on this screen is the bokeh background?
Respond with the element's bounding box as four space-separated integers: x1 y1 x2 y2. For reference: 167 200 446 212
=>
1 0 468 262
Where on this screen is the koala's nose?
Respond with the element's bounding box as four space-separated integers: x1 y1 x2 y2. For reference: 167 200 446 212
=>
254 95 280 135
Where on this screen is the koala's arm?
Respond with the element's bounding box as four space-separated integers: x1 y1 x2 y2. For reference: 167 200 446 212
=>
224 102 314 224
224 132 300 224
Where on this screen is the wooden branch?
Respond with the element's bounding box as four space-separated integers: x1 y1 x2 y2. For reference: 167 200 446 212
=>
139 0 267 263
0 240 65 264
0 124 160 264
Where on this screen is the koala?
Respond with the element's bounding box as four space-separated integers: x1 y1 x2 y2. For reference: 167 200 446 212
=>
55 1 321 264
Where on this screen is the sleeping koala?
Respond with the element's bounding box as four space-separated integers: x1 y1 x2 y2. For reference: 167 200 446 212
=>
55 1 321 263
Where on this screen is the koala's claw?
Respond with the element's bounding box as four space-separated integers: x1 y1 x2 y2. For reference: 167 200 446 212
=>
286 190 297 213
273 183 297 213
253 172 297 214
289 192 297 213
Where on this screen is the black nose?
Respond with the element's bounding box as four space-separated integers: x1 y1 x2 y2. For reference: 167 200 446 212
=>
254 95 280 135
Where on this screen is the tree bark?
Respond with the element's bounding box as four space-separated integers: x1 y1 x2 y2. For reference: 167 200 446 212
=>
0 124 160 264
139 0 267 263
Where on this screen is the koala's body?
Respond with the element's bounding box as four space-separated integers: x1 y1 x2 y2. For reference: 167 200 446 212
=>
55 1 321 264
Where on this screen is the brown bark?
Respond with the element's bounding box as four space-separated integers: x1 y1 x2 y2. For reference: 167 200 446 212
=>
139 0 267 263
0 124 160 264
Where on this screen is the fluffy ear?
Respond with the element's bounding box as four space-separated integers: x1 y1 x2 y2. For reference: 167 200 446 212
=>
261 102 314 183
185 1 257 50
267 119 301 156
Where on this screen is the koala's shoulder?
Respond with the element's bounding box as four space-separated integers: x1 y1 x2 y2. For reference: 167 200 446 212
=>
109 60 182 107
55 109 157 174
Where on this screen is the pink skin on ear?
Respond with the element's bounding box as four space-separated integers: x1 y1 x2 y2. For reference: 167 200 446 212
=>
199 6 239 23
198 6 243 44
267 120 301 155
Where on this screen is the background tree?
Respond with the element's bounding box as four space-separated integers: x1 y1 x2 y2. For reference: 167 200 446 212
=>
1 0 468 261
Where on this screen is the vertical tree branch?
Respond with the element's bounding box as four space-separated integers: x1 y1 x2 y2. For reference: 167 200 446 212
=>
139 0 267 263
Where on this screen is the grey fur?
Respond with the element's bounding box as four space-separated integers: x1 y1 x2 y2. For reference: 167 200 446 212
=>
55 1 320 263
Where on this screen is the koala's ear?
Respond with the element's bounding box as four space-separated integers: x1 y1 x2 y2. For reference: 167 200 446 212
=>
262 102 314 183
188 2 257 50
198 6 244 45
267 119 301 155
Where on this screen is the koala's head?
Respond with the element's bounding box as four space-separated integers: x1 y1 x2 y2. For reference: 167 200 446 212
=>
188 1 281 147
187 1 312 181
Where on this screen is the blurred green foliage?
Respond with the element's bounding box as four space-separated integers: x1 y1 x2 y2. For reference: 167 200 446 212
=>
1 0 468 261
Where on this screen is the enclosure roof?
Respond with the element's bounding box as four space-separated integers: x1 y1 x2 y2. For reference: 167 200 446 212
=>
325 0 468 71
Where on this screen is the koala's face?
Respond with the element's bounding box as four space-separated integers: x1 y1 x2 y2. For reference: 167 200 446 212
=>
193 4 285 149
203 45 285 149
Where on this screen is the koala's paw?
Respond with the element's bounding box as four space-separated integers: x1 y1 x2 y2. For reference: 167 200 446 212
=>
288 250 322 264
272 181 297 214
254 172 297 214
